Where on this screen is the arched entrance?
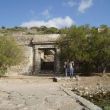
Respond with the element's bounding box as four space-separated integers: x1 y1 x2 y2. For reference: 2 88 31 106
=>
39 48 55 71
32 42 60 75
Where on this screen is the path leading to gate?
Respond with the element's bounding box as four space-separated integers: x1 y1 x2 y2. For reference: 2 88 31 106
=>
0 76 102 110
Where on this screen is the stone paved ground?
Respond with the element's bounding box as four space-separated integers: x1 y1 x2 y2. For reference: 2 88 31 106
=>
0 76 102 110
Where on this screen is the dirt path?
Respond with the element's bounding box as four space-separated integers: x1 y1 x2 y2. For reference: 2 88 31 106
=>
0 76 87 110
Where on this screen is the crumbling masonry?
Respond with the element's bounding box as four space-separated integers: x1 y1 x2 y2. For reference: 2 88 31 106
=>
7 34 60 75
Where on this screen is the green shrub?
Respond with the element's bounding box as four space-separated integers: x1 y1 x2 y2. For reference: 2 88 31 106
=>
0 36 23 76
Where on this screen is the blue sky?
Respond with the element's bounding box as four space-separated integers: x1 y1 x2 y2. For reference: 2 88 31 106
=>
0 0 110 28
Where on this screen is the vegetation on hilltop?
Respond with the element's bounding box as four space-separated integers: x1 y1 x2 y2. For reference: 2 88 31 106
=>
0 26 61 35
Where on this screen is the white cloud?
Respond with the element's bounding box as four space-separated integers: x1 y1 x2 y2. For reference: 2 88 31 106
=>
64 0 77 7
78 0 93 13
42 9 51 19
63 0 93 13
30 9 35 15
20 16 75 28
63 0 77 7
42 9 49 16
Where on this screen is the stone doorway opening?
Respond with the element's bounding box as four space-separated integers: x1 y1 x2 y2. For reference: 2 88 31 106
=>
39 48 55 72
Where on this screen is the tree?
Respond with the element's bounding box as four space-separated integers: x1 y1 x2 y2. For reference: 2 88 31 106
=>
1 26 6 29
57 25 91 73
90 26 110 73
57 25 110 74
0 36 23 76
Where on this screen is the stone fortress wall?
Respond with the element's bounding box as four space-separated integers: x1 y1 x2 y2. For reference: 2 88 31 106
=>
7 34 60 76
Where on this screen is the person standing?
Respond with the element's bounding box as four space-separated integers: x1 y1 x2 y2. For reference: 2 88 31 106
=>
69 61 74 78
64 60 69 77
64 61 68 77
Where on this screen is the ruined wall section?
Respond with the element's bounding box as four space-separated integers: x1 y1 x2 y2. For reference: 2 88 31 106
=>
7 45 33 75
7 34 60 75
7 35 33 75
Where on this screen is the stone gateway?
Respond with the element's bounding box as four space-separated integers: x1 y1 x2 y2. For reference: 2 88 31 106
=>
7 34 61 76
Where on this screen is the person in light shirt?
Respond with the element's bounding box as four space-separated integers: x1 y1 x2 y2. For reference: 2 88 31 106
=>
69 61 74 78
64 60 69 77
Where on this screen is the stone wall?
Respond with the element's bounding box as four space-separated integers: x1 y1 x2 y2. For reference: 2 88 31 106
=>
7 45 33 76
7 34 60 76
